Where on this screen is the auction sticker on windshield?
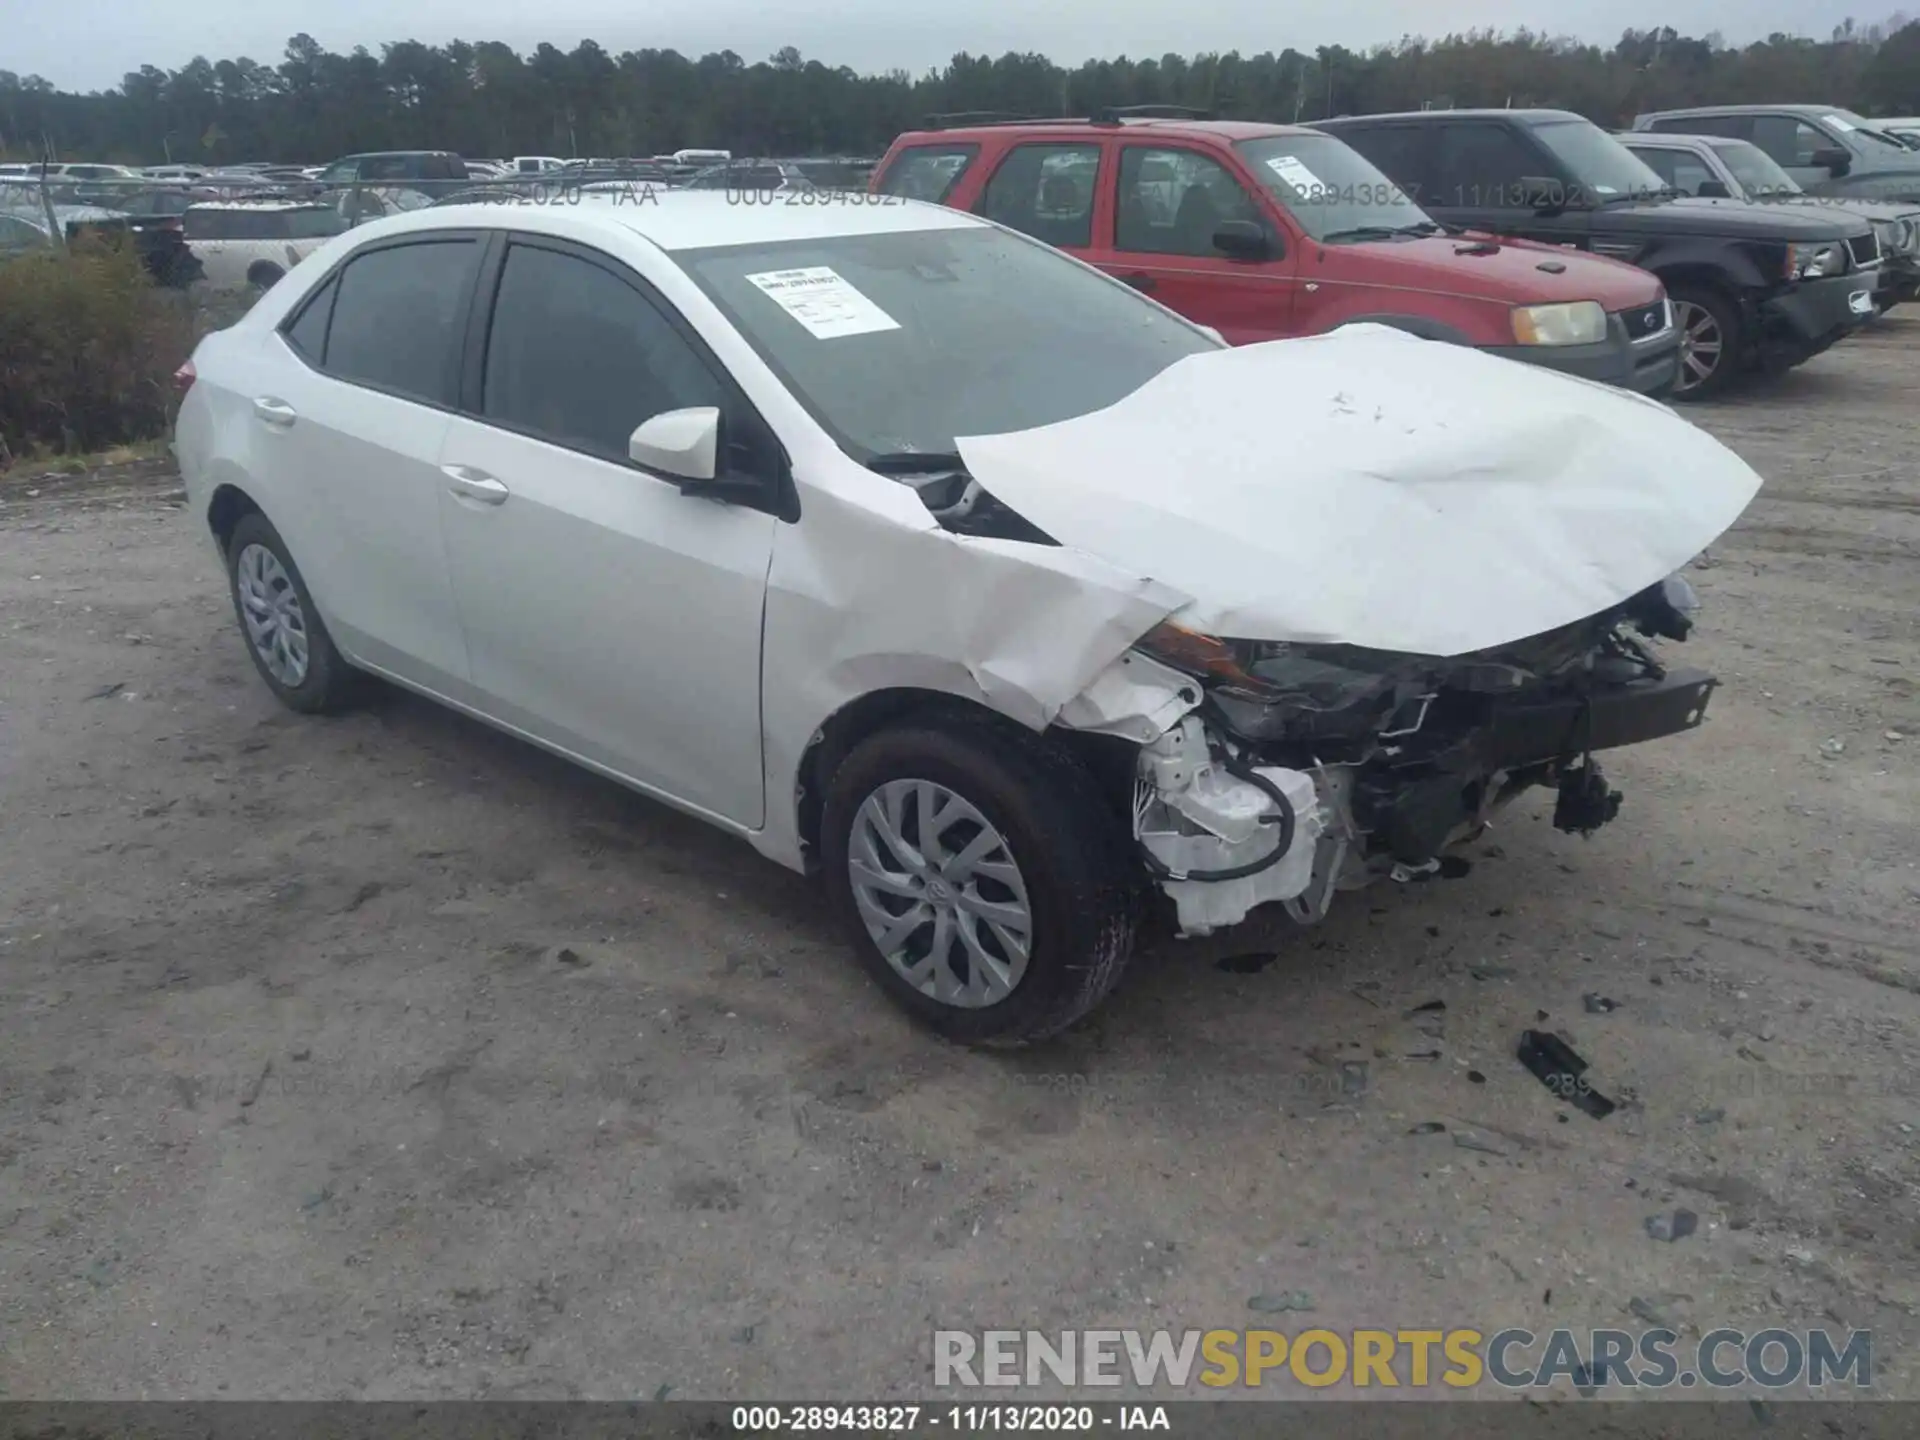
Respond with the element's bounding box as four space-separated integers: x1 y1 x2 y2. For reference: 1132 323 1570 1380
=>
1264 154 1325 197
744 266 901 339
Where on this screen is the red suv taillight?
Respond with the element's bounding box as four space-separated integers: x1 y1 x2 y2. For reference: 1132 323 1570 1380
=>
172 359 197 396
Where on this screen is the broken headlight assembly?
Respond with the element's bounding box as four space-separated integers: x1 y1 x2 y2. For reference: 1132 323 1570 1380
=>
1787 240 1849 279
1133 621 1441 746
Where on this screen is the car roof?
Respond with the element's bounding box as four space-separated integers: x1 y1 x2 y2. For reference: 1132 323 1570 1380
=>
1637 104 1839 119
1318 108 1586 125
901 117 1322 144
392 189 985 251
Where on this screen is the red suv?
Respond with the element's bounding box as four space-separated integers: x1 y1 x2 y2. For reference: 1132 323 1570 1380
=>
873 108 1680 394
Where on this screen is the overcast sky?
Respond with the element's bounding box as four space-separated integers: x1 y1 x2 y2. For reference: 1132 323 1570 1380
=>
7 0 1856 92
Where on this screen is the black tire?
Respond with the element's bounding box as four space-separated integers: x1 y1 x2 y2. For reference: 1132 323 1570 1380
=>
247 262 285 290
225 511 358 713
1667 284 1743 401
820 714 1139 1046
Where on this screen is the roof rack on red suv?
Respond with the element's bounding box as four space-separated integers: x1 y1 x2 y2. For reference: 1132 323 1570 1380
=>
871 114 1680 395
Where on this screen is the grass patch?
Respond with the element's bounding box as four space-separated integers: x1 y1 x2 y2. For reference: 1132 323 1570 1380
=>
0 237 199 464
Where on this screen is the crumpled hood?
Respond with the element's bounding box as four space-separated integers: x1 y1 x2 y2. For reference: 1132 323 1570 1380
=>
954 325 1763 658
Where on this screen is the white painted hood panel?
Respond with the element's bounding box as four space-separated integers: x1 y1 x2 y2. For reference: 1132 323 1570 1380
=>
955 326 1763 657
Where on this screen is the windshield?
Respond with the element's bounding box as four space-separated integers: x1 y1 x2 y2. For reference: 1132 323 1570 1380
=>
1716 140 1802 197
1828 109 1911 150
1236 134 1437 240
1530 120 1669 200
674 225 1218 460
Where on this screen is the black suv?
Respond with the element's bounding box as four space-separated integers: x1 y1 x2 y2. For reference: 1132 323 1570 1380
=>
1316 109 1878 397
1633 106 1920 205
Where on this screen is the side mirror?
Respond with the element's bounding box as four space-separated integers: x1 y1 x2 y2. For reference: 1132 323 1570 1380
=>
629 406 719 482
1696 179 1730 199
1520 175 1568 213
1810 146 1851 176
1212 219 1271 259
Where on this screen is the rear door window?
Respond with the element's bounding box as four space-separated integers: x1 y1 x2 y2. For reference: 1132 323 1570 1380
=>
1654 114 1751 141
319 239 480 406
875 144 980 203
1337 125 1427 196
359 156 412 182
976 142 1101 248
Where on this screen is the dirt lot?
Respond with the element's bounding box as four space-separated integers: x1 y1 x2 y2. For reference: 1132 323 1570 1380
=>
2 322 1917 1406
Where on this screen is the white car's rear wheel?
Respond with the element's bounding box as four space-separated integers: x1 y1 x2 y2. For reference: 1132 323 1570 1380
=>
225 512 358 713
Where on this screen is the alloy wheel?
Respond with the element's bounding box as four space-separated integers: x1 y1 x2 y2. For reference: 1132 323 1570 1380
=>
1673 299 1724 396
847 778 1033 1008
235 542 310 687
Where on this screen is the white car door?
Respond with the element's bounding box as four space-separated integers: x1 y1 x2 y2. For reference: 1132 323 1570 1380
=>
434 234 779 826
260 233 482 694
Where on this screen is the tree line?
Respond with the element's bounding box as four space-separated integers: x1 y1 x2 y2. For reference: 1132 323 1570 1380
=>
5 19 1920 166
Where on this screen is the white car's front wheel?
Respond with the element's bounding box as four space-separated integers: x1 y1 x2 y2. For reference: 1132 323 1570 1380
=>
821 715 1139 1045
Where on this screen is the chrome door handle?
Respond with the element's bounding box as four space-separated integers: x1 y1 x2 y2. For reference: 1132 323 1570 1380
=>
442 465 509 505
252 397 297 427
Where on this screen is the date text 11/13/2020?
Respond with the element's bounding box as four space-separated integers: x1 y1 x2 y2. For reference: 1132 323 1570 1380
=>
729 1405 1171 1432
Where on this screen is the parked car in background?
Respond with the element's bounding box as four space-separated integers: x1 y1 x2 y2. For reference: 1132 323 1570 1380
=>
1632 106 1920 204
681 159 817 194
106 187 205 221
1621 131 1920 315
173 193 1757 1043
0 201 203 285
252 166 324 190
30 161 144 181
314 151 467 187
183 200 348 288
1876 118 1920 149
510 156 566 174
875 109 1679 394
0 210 62 251
1317 109 1877 398
794 157 879 190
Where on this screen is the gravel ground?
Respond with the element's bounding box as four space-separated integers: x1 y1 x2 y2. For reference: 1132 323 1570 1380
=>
1 323 1917 1405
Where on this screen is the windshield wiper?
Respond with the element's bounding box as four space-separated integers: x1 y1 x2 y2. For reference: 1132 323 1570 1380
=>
1318 225 1407 242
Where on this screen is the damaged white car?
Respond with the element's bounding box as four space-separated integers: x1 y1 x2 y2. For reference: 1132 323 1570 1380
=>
173 196 1762 1044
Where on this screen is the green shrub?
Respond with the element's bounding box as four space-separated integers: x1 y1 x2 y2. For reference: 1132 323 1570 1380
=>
0 235 197 461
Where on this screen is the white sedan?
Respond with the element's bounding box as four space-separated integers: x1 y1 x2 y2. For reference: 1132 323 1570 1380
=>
174 194 1760 1043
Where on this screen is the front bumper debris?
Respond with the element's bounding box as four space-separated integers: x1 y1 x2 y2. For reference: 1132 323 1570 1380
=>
1472 667 1716 770
1758 272 1875 368
1119 653 1719 936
